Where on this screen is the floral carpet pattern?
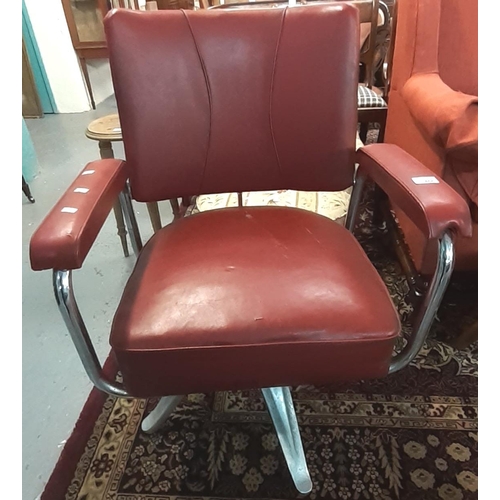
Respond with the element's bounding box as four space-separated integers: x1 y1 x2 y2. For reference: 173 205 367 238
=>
58 144 478 499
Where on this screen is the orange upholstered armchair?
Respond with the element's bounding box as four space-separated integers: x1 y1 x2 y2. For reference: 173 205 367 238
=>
384 0 478 279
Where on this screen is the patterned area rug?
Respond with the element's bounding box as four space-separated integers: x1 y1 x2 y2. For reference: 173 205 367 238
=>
42 131 477 500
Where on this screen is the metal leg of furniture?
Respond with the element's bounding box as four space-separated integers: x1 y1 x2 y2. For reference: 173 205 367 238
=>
79 57 96 110
261 387 313 495
98 140 129 257
22 175 35 203
54 270 130 398
147 202 163 232
141 395 184 434
389 230 455 373
119 188 143 257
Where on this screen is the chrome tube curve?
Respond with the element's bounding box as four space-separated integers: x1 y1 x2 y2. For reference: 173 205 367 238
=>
389 231 455 373
53 269 131 397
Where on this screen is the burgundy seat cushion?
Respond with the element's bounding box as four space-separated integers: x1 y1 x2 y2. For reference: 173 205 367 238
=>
110 206 400 397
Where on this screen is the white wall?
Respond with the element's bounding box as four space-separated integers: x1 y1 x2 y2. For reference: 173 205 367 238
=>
24 0 91 113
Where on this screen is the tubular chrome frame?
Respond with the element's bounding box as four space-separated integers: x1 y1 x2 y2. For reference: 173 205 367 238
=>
52 186 143 398
53 268 131 397
346 170 456 373
389 230 454 373
119 184 143 256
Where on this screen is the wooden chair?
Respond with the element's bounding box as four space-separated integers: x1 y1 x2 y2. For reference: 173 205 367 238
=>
110 0 140 8
357 0 392 143
22 176 35 204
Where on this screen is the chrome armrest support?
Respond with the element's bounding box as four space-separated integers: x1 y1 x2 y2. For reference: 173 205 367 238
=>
53 268 131 398
119 183 143 257
346 171 456 374
388 231 454 373
51 185 143 398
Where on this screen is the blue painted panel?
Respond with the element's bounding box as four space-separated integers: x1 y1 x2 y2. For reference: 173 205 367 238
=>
22 119 39 182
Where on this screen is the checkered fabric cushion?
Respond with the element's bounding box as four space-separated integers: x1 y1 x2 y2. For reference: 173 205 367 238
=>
358 85 387 108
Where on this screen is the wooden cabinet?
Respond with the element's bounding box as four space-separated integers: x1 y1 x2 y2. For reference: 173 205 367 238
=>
61 0 114 108
60 1 142 108
61 0 113 55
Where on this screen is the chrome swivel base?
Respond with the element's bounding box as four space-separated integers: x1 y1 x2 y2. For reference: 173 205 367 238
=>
262 387 313 494
138 387 312 494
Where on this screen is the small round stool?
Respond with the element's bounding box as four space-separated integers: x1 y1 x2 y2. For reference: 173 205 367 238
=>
85 114 164 256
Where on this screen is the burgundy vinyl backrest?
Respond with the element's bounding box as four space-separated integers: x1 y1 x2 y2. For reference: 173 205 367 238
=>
104 6 359 202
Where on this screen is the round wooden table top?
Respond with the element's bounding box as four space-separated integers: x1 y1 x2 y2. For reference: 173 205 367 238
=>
85 114 122 141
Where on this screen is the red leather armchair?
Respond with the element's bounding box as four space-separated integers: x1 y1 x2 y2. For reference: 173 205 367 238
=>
29 6 471 494
384 0 478 276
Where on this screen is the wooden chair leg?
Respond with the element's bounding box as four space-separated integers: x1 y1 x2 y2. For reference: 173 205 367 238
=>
22 176 35 203
359 122 369 143
112 200 129 257
147 202 162 232
372 184 387 227
181 196 190 207
169 198 181 220
377 113 387 143
98 140 129 257
79 57 96 110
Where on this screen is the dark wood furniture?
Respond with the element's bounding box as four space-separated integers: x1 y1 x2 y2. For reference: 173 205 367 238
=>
61 0 113 109
356 0 392 143
61 1 197 109
22 176 35 203
85 114 131 255
60 1 142 109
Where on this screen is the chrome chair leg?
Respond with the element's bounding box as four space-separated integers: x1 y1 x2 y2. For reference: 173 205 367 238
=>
54 269 130 397
119 186 143 257
141 395 184 434
261 387 313 494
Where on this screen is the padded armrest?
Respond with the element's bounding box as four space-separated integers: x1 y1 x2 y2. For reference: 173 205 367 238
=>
401 73 478 160
30 159 129 271
356 144 472 239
